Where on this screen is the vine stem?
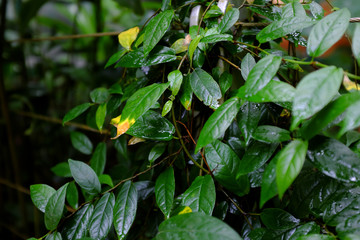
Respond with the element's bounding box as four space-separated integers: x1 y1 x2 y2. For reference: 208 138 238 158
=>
197 0 217 35
171 107 210 174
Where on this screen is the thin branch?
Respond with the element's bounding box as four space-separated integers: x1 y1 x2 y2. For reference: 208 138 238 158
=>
197 0 217 35
218 56 241 72
0 178 29 195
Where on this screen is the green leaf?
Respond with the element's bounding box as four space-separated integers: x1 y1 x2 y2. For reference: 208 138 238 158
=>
297 234 335 240
114 181 138 240
260 208 300 230
66 181 78 209
218 8 239 33
180 75 193 110
256 17 314 43
189 35 202 67
190 68 222 109
68 159 101 195
276 139 308 199
309 1 324 20
90 87 110 104
204 5 223 19
45 183 69 230
243 80 295 103
61 203 93 240
144 10 174 57
339 99 360 136
155 167 175 219
200 34 233 43
181 175 216 215
307 137 360 183
205 140 250 196
162 100 172 117
168 70 183 96
238 141 278 175
88 192 115 239
109 83 123 95
195 97 241 152
289 222 320 240
238 102 266 145
105 49 127 69
95 102 107 131
337 214 360 237
148 143 167 164
70 131 93 155
51 162 72 178
241 53 256 81
155 212 242 240
99 174 114 187
353 24 360 65
62 103 91 125
260 156 279 208
219 72 233 95
291 66 343 130
134 181 155 201
126 110 175 140
253 125 291 143
281 2 306 18
90 142 107 176
161 0 171 11
300 92 360 140
30 184 56 213
45 232 62 240
307 8 350 57
241 55 282 97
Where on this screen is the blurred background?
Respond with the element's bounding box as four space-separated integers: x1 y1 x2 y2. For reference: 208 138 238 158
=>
0 0 359 239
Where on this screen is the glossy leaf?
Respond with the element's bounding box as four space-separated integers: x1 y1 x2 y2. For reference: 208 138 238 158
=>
99 174 114 187
218 8 239 33
161 100 172 117
219 72 233 95
70 131 93 155
134 181 155 201
253 125 291 143
155 212 242 240
190 68 222 109
62 103 91 125
338 99 360 136
307 8 350 57
238 102 266 145
88 192 115 239
291 66 343 130
144 10 174 57
181 175 216 215
300 92 360 140
238 141 278 175
61 203 93 240
45 232 62 240
45 183 69 230
66 181 78 209
126 110 175 140
353 24 360 65
307 137 360 183
68 159 101 195
205 140 250 196
195 97 241 152
113 181 138 239
289 222 320 240
241 55 282 97
90 88 110 104
276 139 308 199
104 49 127 69
241 53 256 81
200 34 233 43
111 83 169 138
297 234 335 240
168 70 183 96
95 102 107 131
260 156 279 208
189 35 202 67
180 75 193 110
309 1 324 20
51 162 71 178
30 184 56 213
260 208 300 230
256 17 314 43
90 142 107 176
281 2 306 18
155 167 175 219
148 143 166 164
118 26 139 51
337 214 360 236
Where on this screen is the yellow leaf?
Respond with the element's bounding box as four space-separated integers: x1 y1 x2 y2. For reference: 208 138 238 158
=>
178 206 192 215
118 27 140 51
128 136 145 145
343 74 360 92
110 115 135 139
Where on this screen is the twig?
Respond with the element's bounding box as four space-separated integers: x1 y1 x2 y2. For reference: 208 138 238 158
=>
218 55 241 72
0 223 28 239
14 110 109 135
197 0 217 35
0 178 29 195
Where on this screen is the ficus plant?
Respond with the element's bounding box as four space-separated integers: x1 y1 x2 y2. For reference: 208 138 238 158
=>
29 0 360 239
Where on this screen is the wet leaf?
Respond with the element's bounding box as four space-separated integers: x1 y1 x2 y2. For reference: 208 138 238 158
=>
289 222 320 240
260 156 279 208
66 181 78 209
162 100 172 117
180 75 193 110
45 183 69 230
181 175 216 215
95 102 107 131
90 88 110 104
69 159 101 195
260 208 300 230
219 71 233 95
61 203 93 240
90 142 107 176
338 99 360 136
218 8 239 33
200 34 233 43
51 162 71 178
241 53 256 81
148 143 166 164
168 70 183 96
307 8 350 57
30 184 56 213
155 167 175 219
70 131 93 155
353 24 360 65
309 1 324 20
253 125 291 143
105 49 127 69
62 103 91 125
